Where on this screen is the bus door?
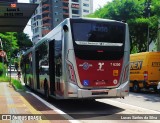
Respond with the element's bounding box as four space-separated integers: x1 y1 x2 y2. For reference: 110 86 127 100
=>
35 50 40 89
49 40 55 95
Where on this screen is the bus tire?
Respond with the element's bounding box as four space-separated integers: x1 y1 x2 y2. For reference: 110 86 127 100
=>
133 81 140 93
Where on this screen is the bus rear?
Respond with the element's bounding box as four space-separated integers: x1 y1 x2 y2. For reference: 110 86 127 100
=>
65 18 130 99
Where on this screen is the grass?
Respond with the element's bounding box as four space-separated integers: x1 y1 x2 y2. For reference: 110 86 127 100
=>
0 75 10 82
0 75 24 91
11 79 24 90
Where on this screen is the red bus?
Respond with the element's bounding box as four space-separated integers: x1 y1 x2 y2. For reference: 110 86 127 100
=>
21 18 130 100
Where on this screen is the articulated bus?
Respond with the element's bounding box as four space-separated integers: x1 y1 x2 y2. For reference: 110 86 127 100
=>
21 18 130 100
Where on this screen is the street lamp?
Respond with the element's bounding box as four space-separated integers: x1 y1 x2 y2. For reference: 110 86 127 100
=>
146 0 151 51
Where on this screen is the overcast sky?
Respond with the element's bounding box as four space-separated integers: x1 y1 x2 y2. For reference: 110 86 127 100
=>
18 0 112 39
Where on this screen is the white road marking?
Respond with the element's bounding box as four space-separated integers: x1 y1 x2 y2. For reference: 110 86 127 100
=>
97 99 160 114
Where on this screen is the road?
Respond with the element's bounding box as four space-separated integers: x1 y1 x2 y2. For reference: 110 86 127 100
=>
9 70 160 123
30 89 160 123
110 92 160 112
42 95 160 123
7 68 18 78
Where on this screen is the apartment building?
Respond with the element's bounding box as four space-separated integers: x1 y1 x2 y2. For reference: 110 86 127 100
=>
30 0 93 44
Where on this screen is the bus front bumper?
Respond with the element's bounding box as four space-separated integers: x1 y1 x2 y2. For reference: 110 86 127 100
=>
77 81 129 99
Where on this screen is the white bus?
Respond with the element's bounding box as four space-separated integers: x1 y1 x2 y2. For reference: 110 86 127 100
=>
21 18 130 100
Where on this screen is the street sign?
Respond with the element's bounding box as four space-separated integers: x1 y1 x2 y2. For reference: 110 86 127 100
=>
0 2 38 32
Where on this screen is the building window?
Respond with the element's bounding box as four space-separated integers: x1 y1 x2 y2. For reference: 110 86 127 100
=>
72 0 79 2
35 27 39 33
83 9 89 13
55 18 59 22
72 15 80 18
55 12 58 15
72 10 79 14
71 3 79 9
36 15 41 19
83 3 89 7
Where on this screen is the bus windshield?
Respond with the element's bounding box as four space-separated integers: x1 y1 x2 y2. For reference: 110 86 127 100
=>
72 22 125 47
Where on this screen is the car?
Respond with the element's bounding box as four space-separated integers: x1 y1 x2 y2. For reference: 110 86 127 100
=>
8 65 15 71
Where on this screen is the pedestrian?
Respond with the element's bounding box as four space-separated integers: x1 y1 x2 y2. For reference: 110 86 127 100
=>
17 71 21 81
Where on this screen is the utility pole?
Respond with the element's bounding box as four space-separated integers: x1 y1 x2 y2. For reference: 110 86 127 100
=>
146 0 151 51
157 20 160 51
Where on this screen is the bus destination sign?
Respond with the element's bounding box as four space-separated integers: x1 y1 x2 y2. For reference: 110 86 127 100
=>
0 3 23 17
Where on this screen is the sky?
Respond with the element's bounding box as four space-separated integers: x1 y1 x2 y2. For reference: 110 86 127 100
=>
18 0 112 39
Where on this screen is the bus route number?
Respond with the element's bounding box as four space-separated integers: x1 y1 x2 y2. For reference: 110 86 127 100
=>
110 63 121 67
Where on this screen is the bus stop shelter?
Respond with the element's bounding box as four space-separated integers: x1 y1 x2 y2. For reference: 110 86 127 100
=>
0 2 38 32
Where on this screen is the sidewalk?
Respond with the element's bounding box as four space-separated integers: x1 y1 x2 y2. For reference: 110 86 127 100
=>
0 82 71 123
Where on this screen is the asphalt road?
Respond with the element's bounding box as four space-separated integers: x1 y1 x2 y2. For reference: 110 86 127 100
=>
109 92 160 112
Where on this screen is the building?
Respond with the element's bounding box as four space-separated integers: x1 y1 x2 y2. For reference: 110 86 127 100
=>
30 0 93 44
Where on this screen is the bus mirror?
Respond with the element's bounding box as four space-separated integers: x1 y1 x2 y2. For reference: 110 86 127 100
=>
63 25 68 32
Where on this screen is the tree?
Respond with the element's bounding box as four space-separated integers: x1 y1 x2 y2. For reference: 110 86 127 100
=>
0 32 32 61
14 32 33 56
0 32 18 59
88 0 160 53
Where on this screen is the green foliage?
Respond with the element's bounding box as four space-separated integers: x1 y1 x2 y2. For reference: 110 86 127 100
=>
0 75 10 82
12 79 24 90
0 32 32 61
87 0 160 53
0 63 7 76
0 73 24 90
0 32 18 59
13 32 32 56
0 63 3 76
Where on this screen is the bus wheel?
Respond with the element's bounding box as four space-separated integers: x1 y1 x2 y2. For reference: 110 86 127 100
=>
133 82 140 93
